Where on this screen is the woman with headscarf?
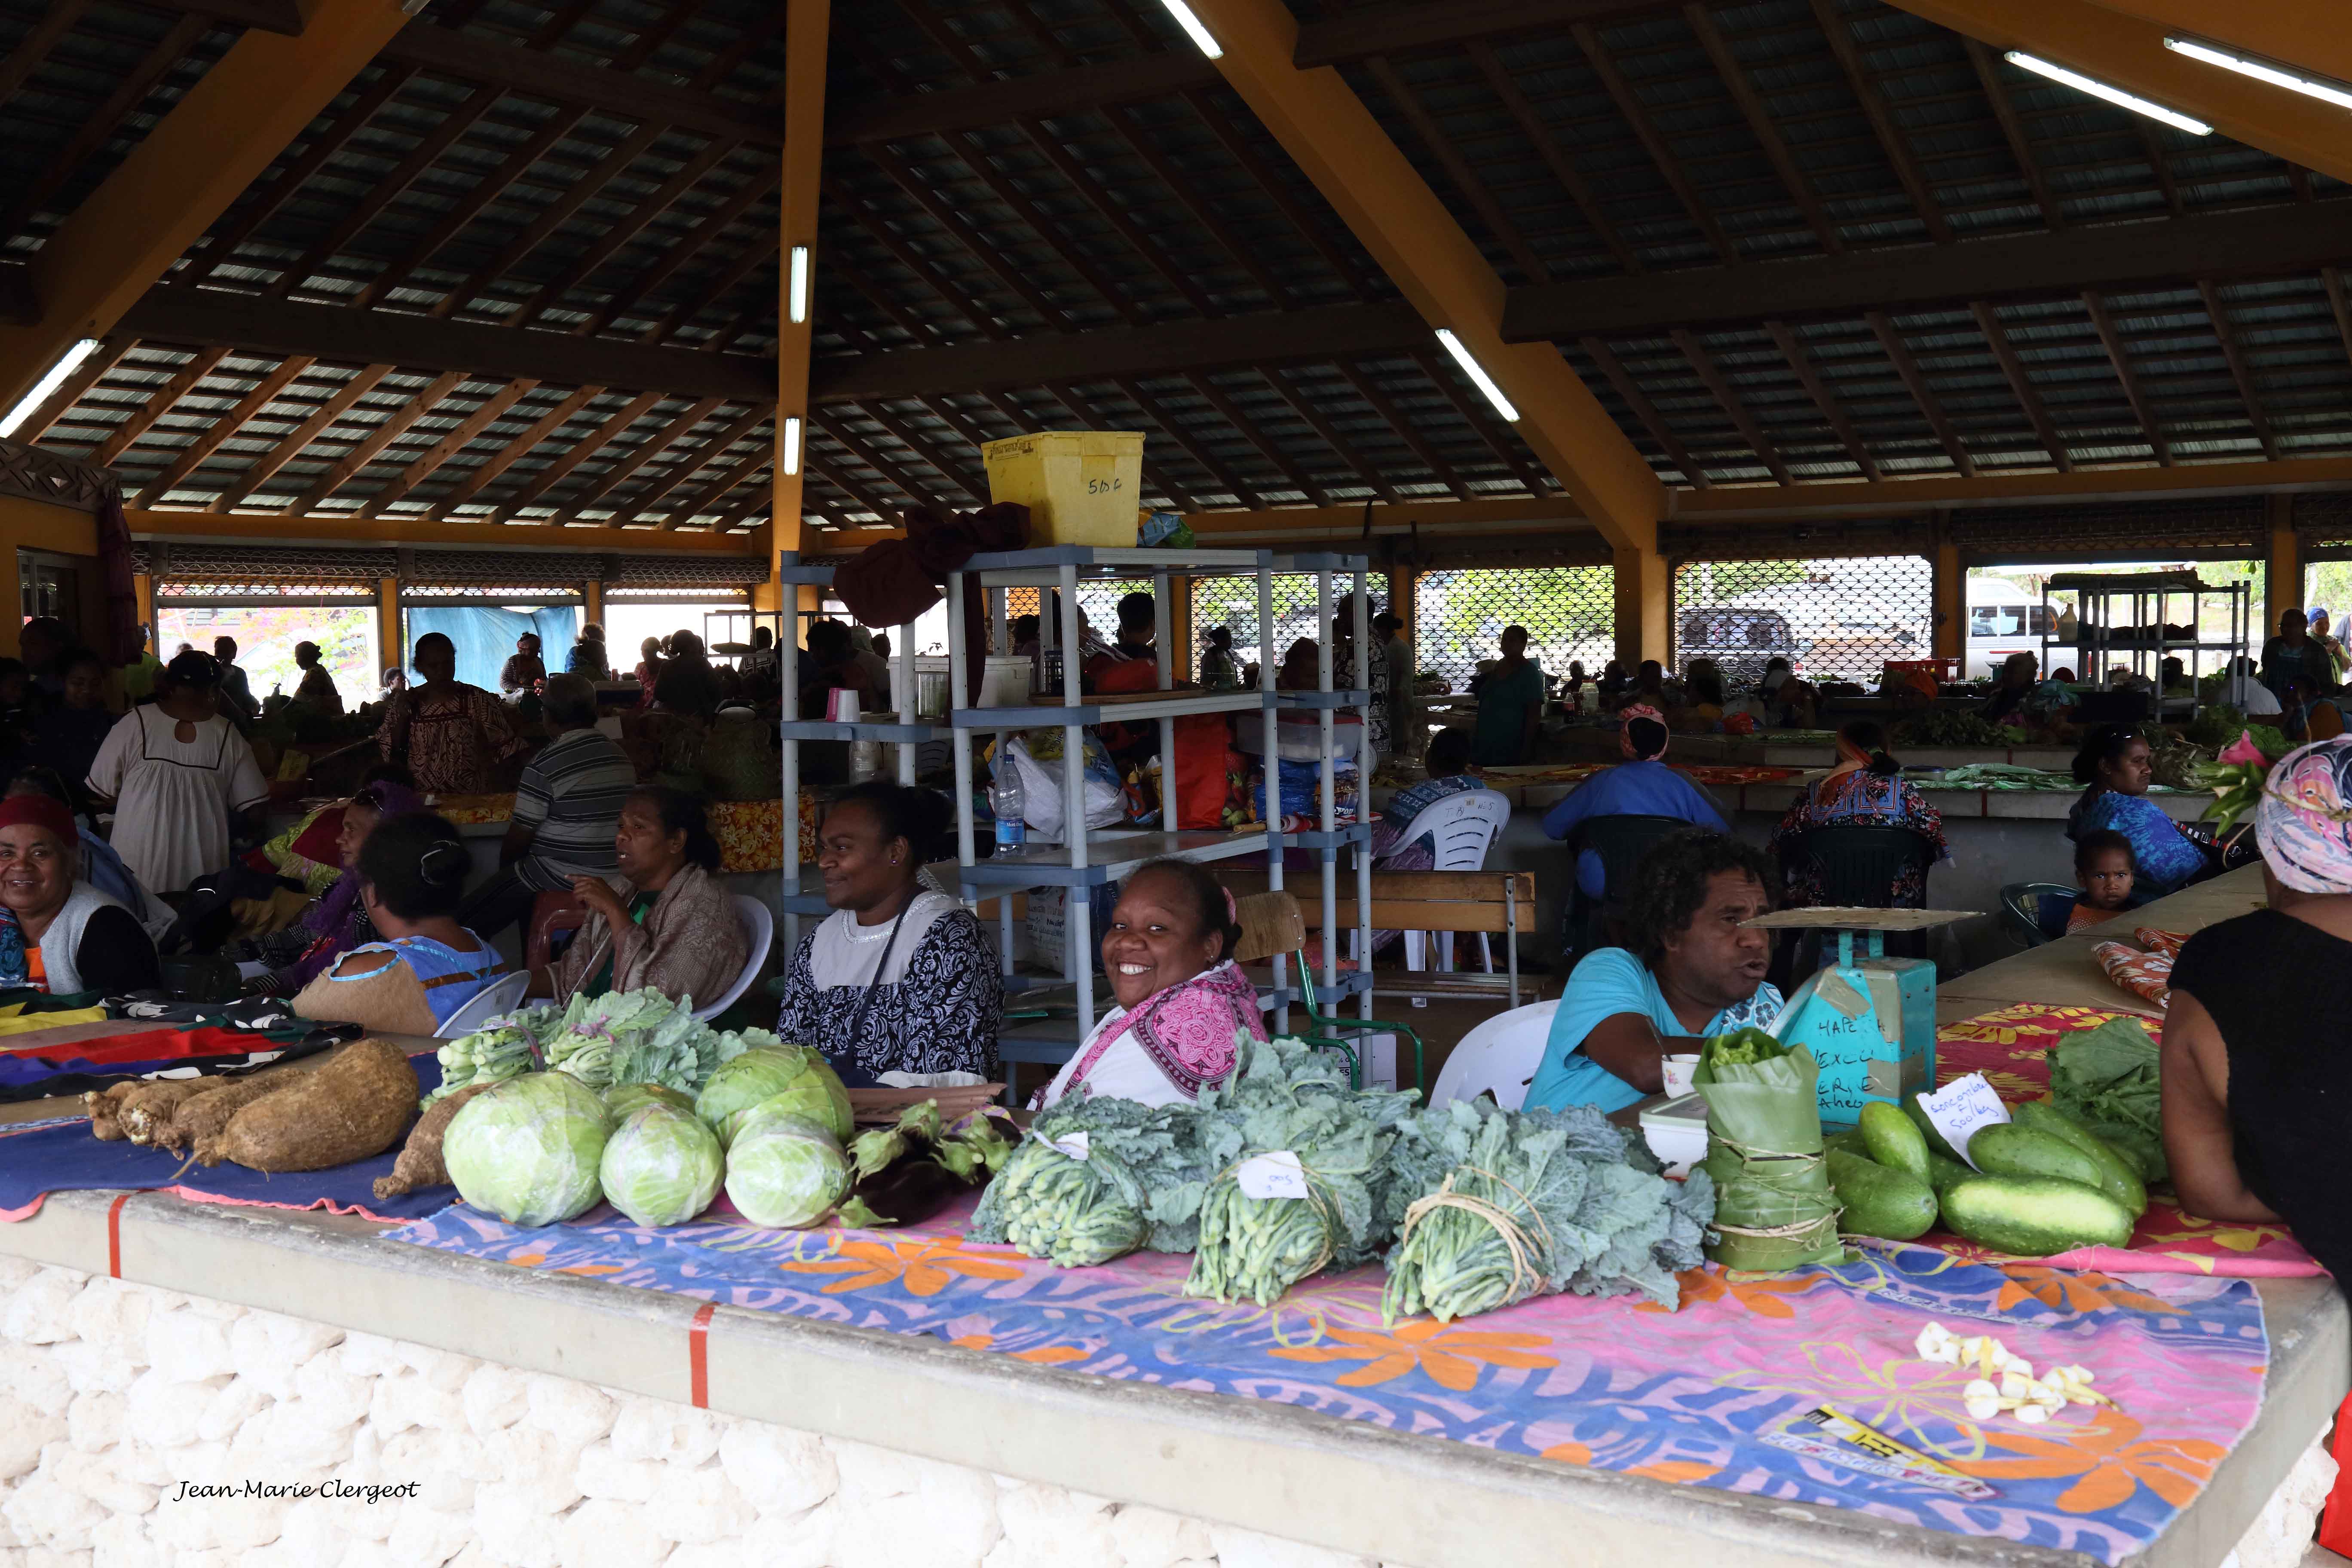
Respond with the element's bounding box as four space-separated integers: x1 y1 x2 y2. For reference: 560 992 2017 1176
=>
1540 704 1728 904
2311 607 2349 684
2161 735 2352 1280
1767 720 1948 906
2066 723 2211 896
1038 858 1265 1109
0 793 160 995
83 650 271 896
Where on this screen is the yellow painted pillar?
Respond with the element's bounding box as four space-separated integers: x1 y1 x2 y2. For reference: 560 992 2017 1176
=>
770 0 829 562
1169 574 1192 676
377 576 401 679
1932 536 1965 663
1614 545 1669 668
583 576 603 631
2268 493 2301 629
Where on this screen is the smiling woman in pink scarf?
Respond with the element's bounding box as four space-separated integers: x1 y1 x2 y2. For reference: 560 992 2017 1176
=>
1039 859 1267 1109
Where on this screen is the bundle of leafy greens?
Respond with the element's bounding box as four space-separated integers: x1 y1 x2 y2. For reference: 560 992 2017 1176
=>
1694 1028 1842 1271
428 1006 557 1106
837 1101 1017 1228
970 1094 1216 1265
1381 1099 1714 1322
2050 1016 2167 1182
1184 1035 1418 1306
540 988 764 1094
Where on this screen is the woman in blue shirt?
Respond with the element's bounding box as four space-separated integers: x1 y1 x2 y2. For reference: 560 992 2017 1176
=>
1540 705 1727 899
2065 724 2210 897
1525 830 1784 1114
291 812 505 1034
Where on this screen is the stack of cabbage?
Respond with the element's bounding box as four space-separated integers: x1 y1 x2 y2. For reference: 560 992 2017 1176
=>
428 988 782 1110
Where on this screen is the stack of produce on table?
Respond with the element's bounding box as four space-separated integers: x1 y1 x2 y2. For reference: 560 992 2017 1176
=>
1893 711 2026 747
1694 1030 1843 1270
971 1094 1216 1266
85 1041 419 1173
426 988 779 1106
2047 1017 2167 1183
1381 1098 1712 1320
1828 1098 2145 1256
437 1044 1011 1231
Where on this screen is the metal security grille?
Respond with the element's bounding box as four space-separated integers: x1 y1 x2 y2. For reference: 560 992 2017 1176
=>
1412 567 1614 691
1191 571 1392 683
1671 555 1930 688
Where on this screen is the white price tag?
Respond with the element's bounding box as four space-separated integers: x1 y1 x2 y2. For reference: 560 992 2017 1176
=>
1236 1151 1310 1200
1917 1075 2011 1169
1046 1132 1089 1162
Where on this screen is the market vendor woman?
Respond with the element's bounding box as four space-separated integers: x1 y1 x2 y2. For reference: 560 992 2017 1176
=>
2162 735 2352 1283
2066 724 2209 897
1524 830 1784 1113
773 781 1001 1081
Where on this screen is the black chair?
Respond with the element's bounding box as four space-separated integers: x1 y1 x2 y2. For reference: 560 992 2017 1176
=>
1779 825 1941 965
1563 814 1696 965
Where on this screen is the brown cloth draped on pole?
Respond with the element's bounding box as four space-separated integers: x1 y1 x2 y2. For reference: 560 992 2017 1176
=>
831 503 1029 704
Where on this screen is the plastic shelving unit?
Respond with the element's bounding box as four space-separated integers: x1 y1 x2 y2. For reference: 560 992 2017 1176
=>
2039 571 2250 723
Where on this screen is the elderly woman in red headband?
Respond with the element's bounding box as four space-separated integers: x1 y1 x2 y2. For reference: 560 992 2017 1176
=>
0 794 160 996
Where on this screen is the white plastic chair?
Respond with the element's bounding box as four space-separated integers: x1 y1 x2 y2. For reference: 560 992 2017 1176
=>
1392 789 1512 974
1427 999 1557 1111
436 971 532 1040
692 895 775 1021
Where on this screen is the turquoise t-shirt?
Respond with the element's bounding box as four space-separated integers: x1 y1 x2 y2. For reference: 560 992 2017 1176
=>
1523 947 1785 1113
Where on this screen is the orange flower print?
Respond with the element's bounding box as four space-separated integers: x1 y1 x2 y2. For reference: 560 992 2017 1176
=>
1956 1411 2223 1513
1627 1461 1723 1485
1994 1266 2174 1316
1268 1320 1556 1391
1541 1440 1594 1467
948 1333 1089 1366
1635 1266 1823 1318
781 1236 1026 1296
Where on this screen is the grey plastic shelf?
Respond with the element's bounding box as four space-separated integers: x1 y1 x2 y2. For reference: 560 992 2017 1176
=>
958 828 1277 888
778 719 949 741
951 690 1272 728
1277 689 1371 709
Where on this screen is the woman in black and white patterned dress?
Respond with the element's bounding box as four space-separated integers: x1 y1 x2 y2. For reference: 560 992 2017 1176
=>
773 781 1001 1082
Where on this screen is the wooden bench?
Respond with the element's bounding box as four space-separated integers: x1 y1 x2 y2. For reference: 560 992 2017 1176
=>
1212 868 1535 1011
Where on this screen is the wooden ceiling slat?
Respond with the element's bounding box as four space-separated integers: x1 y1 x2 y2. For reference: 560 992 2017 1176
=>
1114 377 1266 508
581 167 779 338
6 335 130 446
1684 6 1842 256
941 131 1146 326
565 397 725 513
2197 282 2281 463
358 379 539 517
1764 321 1879 481
353 107 592 310
2 13 211 244
1259 369 1401 505
428 123 668 321
1969 302 2073 473
612 404 769 518
1570 20 1737 263
1962 39 2061 231
2324 268 2352 376
1466 40 1641 275
1580 335 1710 488
488 388 665 522
272 87 499 300
1187 373 1331 506
1366 56 1555 284
2082 289 2172 466
1409 347 1552 497
213 362 394 509
192 68 418 289
426 383 602 518
1017 119 1219 317
851 403 991 504
1334 361 1477 502
506 137 741 329
1179 91 1382 303
1812 0 1955 243
810 415 945 513
94 346 230 466
636 229 779 346
803 454 894 524
662 444 771 528
1866 311 1977 478
0 0 94 114
1671 330 1792 484
133 354 314 506
821 177 1006 343
285 369 468 512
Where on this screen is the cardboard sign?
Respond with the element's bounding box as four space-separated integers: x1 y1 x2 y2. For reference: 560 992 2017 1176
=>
1045 1132 1090 1162
1917 1075 2011 1168
1236 1151 1310 1200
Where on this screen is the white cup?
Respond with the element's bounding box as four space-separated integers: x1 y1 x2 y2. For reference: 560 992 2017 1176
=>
1661 1054 1700 1098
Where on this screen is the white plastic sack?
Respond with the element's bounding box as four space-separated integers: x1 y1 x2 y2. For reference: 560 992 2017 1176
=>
1003 735 1124 840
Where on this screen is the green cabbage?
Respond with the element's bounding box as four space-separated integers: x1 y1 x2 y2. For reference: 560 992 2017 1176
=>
599 1104 725 1227
724 1113 850 1228
696 1046 851 1147
604 1083 695 1122
442 1072 610 1227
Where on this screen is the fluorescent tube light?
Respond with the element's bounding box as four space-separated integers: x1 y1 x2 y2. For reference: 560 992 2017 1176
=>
1434 328 1520 423
2164 36 2352 114
1158 0 1223 59
0 339 100 438
787 246 811 325
780 416 803 476
2004 51 2212 135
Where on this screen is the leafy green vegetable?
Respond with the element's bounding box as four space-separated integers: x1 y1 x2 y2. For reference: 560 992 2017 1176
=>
442 1072 610 1227
598 1103 725 1227
971 1093 1218 1265
542 988 763 1093
696 1046 851 1146
429 1008 556 1106
2049 1017 2167 1182
1894 710 2015 748
1704 1026 1785 1069
1696 1036 1842 1271
1382 1098 1712 1321
724 1112 850 1228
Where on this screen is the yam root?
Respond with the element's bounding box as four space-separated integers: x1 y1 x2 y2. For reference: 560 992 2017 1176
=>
150 1063 312 1156
196 1039 419 1173
373 1081 493 1200
85 1084 132 1141
116 1079 215 1145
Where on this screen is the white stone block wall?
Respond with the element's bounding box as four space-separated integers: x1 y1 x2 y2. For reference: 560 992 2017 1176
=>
0 1259 1403 1568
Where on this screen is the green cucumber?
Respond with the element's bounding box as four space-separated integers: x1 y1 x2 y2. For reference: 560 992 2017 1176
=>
2014 1101 2149 1216
1827 1148 1939 1241
1903 1098 1963 1163
1925 1149 1972 1200
1859 1101 1931 1185
1823 1128 1870 1158
1940 1175 2134 1256
1968 1124 2108 1193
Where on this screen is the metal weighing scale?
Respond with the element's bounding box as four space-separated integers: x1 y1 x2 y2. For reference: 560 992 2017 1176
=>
1745 908 1978 1130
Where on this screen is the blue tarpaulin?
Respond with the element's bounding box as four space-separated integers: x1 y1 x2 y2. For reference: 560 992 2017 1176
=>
405 605 578 693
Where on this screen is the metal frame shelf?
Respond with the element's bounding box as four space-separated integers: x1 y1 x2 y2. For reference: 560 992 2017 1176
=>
2038 570 2250 724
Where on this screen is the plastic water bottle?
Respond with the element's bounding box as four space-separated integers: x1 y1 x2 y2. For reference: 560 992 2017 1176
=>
991 771 1026 851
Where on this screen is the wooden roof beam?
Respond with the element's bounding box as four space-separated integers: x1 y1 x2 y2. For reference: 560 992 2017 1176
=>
489 389 665 523
607 406 771 521
1685 5 1843 254
565 398 726 513
2082 288 2171 465
1969 302 2074 472
357 380 538 518
95 347 231 466
133 355 315 507
425 385 604 520
3 334 128 445
1963 39 2064 230
2197 282 2281 462
1868 311 1978 478
284 370 467 513
1580 336 1707 489
213 362 394 510
0 0 410 412
1671 330 1792 485
1764 321 1879 481
1810 0 1954 242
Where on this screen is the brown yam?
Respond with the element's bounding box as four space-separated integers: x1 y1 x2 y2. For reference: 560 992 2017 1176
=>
86 1084 132 1141
373 1082 493 1200
116 1079 216 1145
196 1039 420 1173
153 1063 313 1156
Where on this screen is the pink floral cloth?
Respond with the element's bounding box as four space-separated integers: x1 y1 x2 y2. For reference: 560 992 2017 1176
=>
1047 961 1268 1106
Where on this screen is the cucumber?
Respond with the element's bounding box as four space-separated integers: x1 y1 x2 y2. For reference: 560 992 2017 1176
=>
1969 1124 2108 1193
1941 1176 2134 1257
1925 1149 1972 1200
1823 1128 1870 1158
1859 1101 1931 1185
1827 1148 1939 1241
1903 1098 1963 1163
2015 1101 2149 1216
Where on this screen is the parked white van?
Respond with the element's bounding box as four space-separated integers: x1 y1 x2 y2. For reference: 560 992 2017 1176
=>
1966 575 2059 679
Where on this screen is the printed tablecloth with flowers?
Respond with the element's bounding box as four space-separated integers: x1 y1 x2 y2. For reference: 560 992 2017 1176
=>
392 1192 2267 1563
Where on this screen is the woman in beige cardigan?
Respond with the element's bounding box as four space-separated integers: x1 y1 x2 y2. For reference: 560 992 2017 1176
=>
530 787 748 1008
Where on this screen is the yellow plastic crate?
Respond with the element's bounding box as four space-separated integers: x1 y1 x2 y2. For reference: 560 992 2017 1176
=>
980 431 1146 547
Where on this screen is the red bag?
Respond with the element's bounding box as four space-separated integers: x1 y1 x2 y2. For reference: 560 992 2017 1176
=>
2318 1391 2352 1556
1171 713 1231 829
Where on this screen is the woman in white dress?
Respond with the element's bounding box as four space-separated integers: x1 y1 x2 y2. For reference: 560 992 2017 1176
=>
84 651 270 895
